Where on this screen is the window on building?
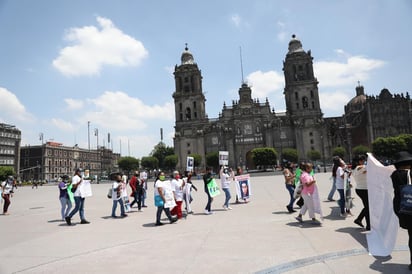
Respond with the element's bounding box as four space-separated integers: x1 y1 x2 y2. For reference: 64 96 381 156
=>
310 90 314 98
296 103 299 109
312 101 315 109
310 139 314 144
309 132 313 136
295 92 298 100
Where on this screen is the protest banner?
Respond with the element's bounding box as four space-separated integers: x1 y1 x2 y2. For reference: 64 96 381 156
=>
207 178 220 197
80 180 93 198
235 174 251 200
219 151 229 166
187 156 194 172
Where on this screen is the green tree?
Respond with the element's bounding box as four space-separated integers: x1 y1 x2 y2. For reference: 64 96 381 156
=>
164 155 178 171
251 147 278 168
0 166 14 181
150 142 174 169
352 145 370 156
332 146 346 159
205 152 219 170
307 150 321 161
141 156 159 170
398 134 412 153
282 148 298 163
189 153 202 167
372 136 407 158
117 156 139 176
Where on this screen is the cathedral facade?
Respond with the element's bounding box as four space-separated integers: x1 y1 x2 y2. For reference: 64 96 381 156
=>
172 35 412 171
173 36 327 170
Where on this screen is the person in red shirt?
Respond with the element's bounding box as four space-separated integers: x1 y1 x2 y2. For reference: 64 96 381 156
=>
129 171 144 211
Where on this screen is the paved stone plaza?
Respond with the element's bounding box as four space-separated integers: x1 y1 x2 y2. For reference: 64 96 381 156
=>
0 172 410 273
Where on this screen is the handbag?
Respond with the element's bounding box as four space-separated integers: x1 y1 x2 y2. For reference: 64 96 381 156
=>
293 182 303 199
107 188 112 199
399 170 412 215
154 195 164 207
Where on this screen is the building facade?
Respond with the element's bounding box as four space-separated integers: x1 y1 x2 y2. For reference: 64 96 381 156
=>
342 85 412 158
173 36 328 170
20 142 120 182
0 123 21 174
173 36 412 170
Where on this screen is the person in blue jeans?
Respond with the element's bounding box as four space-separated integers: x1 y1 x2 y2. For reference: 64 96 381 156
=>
111 174 127 218
328 156 341 201
283 163 296 213
334 159 347 217
203 167 214 214
65 168 90 225
220 166 234 210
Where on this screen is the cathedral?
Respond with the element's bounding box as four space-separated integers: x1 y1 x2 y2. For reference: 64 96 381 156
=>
172 35 412 171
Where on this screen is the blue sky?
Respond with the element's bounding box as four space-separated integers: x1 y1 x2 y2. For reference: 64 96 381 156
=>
0 0 411 158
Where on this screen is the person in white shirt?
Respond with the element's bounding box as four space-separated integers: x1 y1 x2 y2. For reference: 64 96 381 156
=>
1 176 15 215
65 168 90 225
111 174 127 218
334 159 347 217
220 166 234 210
170 171 185 219
154 172 177 226
352 155 369 230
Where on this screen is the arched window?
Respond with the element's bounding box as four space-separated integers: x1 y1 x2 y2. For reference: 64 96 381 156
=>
185 107 191 120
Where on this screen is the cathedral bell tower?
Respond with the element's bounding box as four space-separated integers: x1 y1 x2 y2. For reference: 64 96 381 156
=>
283 35 324 159
172 45 206 125
173 45 207 170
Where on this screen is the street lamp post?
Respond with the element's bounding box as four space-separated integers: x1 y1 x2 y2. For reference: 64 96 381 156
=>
321 134 327 172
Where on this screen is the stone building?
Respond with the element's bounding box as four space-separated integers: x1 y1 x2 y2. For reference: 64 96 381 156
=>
0 123 21 174
342 84 412 157
20 142 120 182
173 36 328 171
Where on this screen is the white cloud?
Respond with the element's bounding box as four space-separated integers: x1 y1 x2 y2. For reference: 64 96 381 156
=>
314 54 385 88
73 91 174 131
53 16 148 77
231 14 241 27
246 70 284 98
319 90 352 117
64 98 84 110
50 118 75 132
276 21 288 42
0 87 34 123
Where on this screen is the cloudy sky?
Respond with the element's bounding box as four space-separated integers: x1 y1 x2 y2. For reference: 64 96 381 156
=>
0 1 410 158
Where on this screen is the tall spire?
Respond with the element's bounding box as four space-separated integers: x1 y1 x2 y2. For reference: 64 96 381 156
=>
240 46 245 84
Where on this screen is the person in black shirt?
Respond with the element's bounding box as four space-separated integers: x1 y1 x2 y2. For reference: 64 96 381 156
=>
203 167 214 214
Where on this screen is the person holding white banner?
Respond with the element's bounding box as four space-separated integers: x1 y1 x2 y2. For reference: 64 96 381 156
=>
65 168 90 225
154 172 177 226
390 151 412 270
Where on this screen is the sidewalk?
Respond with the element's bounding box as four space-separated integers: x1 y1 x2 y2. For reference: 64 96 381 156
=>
0 173 410 273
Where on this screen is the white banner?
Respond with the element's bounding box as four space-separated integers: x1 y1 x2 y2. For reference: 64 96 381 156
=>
219 151 229 166
187 156 194 172
366 153 398 256
80 180 93 198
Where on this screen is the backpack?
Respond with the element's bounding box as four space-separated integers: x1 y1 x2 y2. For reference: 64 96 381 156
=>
399 170 412 215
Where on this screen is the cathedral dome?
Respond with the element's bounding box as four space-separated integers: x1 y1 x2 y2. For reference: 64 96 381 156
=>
181 45 195 65
347 85 366 113
288 34 304 54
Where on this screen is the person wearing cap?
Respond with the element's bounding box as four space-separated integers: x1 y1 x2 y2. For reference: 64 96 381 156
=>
390 151 412 270
1 176 15 215
65 168 90 225
58 175 72 221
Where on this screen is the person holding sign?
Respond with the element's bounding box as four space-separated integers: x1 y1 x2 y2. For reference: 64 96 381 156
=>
203 167 214 215
154 172 178 226
220 166 234 210
65 168 90 225
390 151 412 270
